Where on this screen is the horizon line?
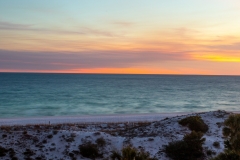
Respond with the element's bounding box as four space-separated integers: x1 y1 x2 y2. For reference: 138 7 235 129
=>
1 71 240 76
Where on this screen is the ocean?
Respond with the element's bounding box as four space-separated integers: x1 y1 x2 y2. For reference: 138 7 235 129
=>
0 73 240 118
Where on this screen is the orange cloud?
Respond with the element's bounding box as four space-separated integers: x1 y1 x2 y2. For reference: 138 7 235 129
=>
73 68 179 74
2 21 240 75
195 54 240 62
0 67 212 75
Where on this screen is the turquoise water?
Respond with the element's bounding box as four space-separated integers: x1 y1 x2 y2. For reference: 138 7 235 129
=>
0 73 240 118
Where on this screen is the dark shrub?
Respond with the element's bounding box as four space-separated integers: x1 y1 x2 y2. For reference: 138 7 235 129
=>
179 116 208 133
136 149 157 160
110 150 121 160
165 140 189 160
222 114 240 154
165 131 205 160
78 142 102 159
69 152 75 157
11 157 18 160
66 137 75 142
47 134 53 139
0 146 8 157
2 134 7 138
207 150 215 156
22 131 27 135
183 131 205 150
23 149 35 156
110 146 157 160
42 139 47 144
72 150 80 155
121 146 137 160
214 114 240 160
9 148 16 158
96 137 106 147
222 127 231 137
213 141 220 148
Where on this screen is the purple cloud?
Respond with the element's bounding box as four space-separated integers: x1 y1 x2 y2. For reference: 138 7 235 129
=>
0 49 192 71
208 42 240 51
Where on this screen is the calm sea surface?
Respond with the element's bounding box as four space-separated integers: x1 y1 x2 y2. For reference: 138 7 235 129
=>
0 73 240 118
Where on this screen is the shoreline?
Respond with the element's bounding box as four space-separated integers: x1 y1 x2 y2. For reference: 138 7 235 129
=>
0 112 190 126
0 110 236 126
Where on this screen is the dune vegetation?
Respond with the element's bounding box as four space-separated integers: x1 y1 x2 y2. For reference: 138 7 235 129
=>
0 110 238 160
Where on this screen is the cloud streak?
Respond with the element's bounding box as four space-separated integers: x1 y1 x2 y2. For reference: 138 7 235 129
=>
0 49 192 71
207 42 240 51
0 21 32 30
0 21 116 37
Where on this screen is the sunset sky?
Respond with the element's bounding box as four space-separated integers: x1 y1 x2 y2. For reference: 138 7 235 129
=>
1 0 240 75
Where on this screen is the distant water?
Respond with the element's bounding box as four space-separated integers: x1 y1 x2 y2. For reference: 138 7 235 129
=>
0 73 240 118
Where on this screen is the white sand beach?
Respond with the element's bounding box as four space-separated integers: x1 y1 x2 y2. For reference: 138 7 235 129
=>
0 112 191 126
0 110 233 159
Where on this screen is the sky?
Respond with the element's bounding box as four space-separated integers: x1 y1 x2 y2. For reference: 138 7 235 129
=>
1 0 240 75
